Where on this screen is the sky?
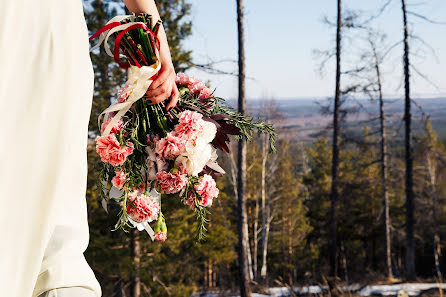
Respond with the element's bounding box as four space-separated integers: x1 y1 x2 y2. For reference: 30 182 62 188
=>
182 0 446 100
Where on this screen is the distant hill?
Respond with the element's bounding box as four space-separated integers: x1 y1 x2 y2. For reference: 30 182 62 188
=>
228 97 446 143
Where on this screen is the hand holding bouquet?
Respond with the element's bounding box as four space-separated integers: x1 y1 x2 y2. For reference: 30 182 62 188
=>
90 13 276 242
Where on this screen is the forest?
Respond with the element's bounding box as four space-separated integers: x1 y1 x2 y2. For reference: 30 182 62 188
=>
83 0 446 296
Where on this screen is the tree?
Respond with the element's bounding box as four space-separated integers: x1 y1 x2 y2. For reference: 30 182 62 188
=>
400 0 416 281
416 119 446 280
363 32 393 280
329 0 342 280
235 0 252 296
302 138 332 278
271 141 312 285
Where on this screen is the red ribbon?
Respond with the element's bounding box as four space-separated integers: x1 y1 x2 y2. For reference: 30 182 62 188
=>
89 21 161 70
88 22 122 41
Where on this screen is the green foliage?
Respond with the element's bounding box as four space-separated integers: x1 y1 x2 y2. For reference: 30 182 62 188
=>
213 97 277 153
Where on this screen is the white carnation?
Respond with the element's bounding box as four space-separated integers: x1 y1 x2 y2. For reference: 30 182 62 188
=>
173 121 218 176
175 138 217 176
199 121 217 143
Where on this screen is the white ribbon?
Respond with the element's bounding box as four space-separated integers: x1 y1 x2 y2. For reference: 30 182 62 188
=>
206 160 226 174
101 172 109 213
91 14 162 136
126 216 155 241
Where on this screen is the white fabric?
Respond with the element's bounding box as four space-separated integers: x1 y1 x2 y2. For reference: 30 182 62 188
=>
0 0 102 297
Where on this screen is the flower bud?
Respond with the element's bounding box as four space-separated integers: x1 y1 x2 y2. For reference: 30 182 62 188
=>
154 212 167 233
153 214 167 242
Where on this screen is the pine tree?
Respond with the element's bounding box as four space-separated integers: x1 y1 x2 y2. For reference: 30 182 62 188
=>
416 119 446 280
271 140 312 285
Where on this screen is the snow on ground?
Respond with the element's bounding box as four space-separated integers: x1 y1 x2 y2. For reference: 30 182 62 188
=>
192 293 271 297
193 283 446 297
359 283 446 296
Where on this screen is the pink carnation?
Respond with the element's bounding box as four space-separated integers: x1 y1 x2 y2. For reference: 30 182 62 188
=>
175 72 206 92
101 118 124 135
112 169 126 190
96 134 119 162
156 157 169 173
175 72 188 85
183 191 195 210
154 231 167 242
198 87 212 99
147 134 160 146
95 134 134 167
156 171 188 194
117 83 129 103
155 133 186 160
174 110 204 140
109 142 134 167
195 174 219 207
130 183 146 193
126 190 160 223
190 81 206 95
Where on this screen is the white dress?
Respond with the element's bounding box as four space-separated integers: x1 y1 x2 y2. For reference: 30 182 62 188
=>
0 0 102 296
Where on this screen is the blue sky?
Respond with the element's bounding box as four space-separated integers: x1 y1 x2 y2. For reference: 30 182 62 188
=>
182 0 446 100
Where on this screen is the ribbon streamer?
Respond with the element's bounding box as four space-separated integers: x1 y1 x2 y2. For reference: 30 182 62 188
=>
98 63 161 136
89 14 162 137
126 216 155 241
101 172 109 213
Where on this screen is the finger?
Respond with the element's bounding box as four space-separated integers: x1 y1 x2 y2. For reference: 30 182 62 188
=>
148 66 172 90
166 84 179 111
146 79 170 98
147 93 167 105
147 83 172 105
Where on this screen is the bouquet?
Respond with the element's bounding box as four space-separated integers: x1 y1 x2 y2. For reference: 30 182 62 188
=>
89 13 276 242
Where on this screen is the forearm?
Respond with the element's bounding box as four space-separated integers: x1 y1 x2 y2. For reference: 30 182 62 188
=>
122 0 160 21
123 0 179 109
122 0 173 66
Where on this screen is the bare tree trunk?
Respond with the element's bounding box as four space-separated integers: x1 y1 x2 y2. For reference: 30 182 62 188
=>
427 156 442 279
246 222 254 281
208 260 213 288
371 40 392 280
260 134 269 282
340 242 348 284
114 277 126 297
236 0 252 295
287 204 293 285
401 0 416 281
253 193 259 280
329 0 342 280
130 228 141 297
